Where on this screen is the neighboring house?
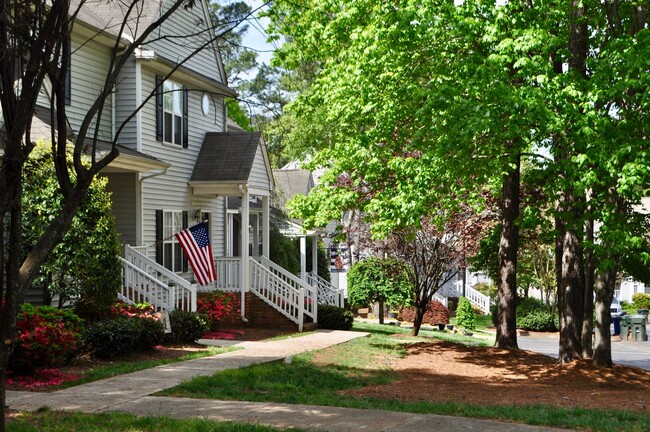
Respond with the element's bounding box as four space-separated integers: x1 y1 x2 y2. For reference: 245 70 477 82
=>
271 166 346 307
19 0 339 330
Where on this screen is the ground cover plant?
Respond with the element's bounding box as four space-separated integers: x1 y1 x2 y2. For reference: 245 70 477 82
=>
160 322 650 432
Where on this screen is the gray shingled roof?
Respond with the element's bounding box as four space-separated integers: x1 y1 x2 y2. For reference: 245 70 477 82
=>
273 169 312 201
75 0 162 40
191 132 262 182
4 106 166 167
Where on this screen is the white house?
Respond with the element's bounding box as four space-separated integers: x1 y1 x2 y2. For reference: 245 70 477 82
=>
24 0 342 331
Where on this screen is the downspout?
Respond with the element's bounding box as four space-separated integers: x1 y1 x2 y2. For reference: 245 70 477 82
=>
239 184 249 323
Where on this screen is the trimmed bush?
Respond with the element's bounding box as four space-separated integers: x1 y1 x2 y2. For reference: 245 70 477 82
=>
167 310 210 343
10 305 84 373
398 301 451 326
84 317 164 359
456 297 476 331
518 310 557 331
317 305 354 330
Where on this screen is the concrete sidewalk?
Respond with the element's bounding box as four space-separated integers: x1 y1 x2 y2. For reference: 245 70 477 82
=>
7 330 569 431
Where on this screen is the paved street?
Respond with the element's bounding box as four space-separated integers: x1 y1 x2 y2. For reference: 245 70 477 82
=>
517 324 650 370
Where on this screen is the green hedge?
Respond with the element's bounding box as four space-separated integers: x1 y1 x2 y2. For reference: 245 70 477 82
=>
491 297 558 331
317 305 354 330
167 310 209 343
84 317 164 359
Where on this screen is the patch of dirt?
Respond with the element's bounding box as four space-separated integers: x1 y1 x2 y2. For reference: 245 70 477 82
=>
342 337 650 412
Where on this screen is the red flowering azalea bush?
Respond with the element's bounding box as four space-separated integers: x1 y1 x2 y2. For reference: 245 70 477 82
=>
398 300 451 326
197 291 240 329
10 304 84 373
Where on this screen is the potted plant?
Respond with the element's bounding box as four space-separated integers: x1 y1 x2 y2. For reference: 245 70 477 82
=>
437 323 445 331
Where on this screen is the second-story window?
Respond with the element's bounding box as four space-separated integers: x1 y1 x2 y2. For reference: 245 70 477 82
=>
156 76 189 148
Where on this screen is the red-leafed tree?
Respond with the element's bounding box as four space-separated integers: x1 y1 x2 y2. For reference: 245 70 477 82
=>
388 208 494 336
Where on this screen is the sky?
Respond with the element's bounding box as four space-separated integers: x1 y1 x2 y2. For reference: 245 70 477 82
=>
240 0 276 71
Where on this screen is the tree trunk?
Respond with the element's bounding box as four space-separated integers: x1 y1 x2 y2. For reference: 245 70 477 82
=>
378 299 385 325
412 308 424 336
495 149 520 349
592 264 617 367
0 153 28 432
557 211 584 363
555 0 589 367
581 215 595 358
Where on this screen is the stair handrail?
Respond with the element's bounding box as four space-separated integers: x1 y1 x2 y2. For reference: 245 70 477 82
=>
119 257 174 311
465 284 491 314
123 245 197 312
257 256 318 325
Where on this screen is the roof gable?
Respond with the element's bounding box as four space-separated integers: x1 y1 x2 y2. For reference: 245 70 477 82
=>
191 132 262 183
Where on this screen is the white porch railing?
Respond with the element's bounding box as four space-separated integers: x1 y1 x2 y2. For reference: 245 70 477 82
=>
307 271 344 307
121 245 197 312
213 257 241 292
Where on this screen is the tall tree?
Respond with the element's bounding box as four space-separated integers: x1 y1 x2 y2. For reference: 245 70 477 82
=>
267 0 649 360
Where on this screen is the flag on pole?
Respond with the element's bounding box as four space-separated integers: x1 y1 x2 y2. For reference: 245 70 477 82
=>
175 222 216 285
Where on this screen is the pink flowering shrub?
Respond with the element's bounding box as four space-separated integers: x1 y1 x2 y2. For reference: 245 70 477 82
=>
10 304 84 373
197 292 240 329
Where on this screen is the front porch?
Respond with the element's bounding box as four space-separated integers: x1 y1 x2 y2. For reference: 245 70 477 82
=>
120 245 343 332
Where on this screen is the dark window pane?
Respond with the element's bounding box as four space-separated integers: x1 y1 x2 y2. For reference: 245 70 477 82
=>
164 112 173 143
174 244 182 272
164 243 172 270
174 115 182 145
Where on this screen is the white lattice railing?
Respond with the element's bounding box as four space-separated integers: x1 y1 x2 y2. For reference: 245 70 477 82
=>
251 256 318 331
307 271 344 307
121 245 197 312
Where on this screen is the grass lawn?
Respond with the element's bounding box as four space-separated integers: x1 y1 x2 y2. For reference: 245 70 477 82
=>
158 322 649 432
7 410 302 432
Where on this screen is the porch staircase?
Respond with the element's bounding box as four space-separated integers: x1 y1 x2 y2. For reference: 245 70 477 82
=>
120 245 343 331
435 280 491 315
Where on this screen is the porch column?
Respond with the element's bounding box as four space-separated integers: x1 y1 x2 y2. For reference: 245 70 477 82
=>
262 195 270 258
241 186 250 320
300 236 307 281
311 236 318 277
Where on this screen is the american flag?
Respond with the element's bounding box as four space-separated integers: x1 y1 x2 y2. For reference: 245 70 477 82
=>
175 222 216 285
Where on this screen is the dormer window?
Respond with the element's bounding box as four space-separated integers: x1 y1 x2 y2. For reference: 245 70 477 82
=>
155 75 188 148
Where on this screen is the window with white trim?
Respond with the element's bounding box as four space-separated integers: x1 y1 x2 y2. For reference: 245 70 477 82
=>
155 76 188 147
